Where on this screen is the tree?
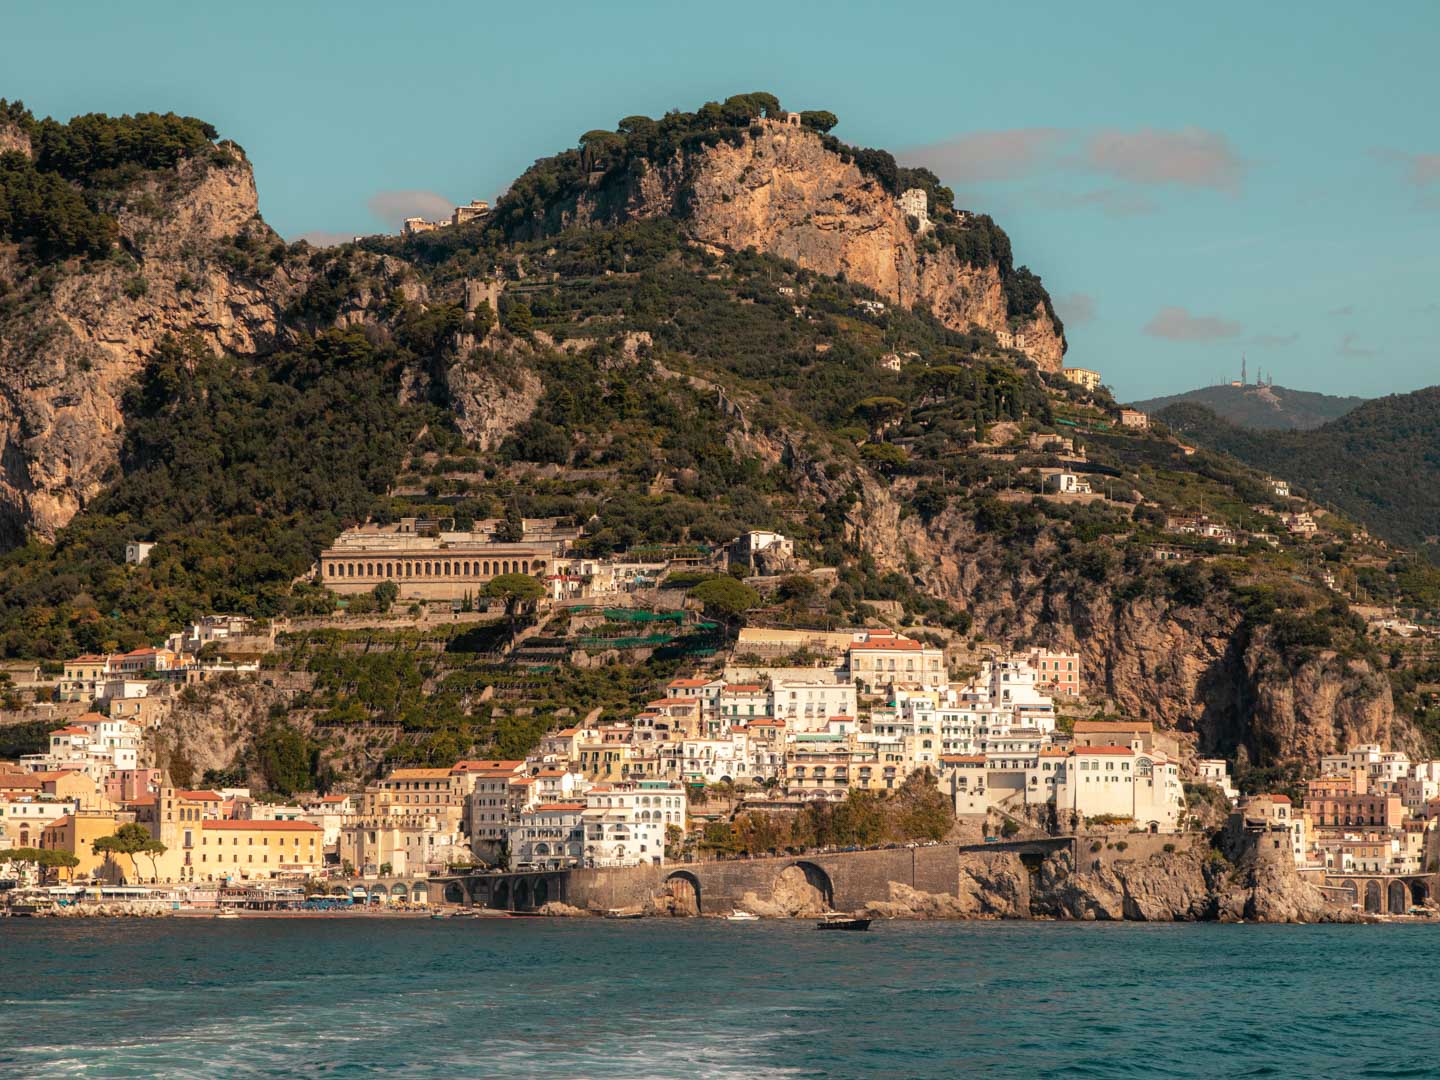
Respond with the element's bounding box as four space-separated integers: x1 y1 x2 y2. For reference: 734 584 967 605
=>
799 110 839 133
484 573 545 640
373 580 399 614
502 301 533 336
254 723 316 795
92 823 166 882
687 577 760 627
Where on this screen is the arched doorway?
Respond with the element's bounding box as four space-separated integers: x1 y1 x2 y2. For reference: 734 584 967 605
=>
493 879 511 910
444 882 466 905
532 877 550 907
370 885 389 905
1411 880 1429 908
392 883 409 904
515 879 533 911
1389 880 1408 914
663 871 702 916
412 884 429 905
328 885 347 896
1364 880 1383 914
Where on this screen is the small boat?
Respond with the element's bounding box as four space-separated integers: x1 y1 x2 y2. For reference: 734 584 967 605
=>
214 912 240 920
816 914 871 932
430 911 450 919
604 909 644 920
727 910 760 922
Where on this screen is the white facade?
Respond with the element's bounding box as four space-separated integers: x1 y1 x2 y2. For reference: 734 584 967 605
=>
770 677 857 732
583 780 685 867
1055 747 1184 831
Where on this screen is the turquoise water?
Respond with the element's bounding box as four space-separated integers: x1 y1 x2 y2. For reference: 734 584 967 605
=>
2 919 1436 1078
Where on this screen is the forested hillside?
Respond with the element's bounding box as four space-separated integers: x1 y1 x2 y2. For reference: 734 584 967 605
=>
1159 388 1440 562
3 91 1440 776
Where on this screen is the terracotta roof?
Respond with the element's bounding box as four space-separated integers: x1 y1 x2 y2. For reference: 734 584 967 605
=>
202 819 320 832
940 754 986 764
178 789 222 801
668 678 711 688
849 639 923 651
1074 745 1139 756
44 814 73 829
451 759 523 773
387 768 454 781
1252 794 1292 804
533 803 585 812
127 795 158 806
76 713 109 724
1073 720 1152 733
50 726 90 736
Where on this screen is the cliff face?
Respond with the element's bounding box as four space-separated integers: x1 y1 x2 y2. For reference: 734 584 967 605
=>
844 478 1412 768
561 126 1065 370
0 152 305 544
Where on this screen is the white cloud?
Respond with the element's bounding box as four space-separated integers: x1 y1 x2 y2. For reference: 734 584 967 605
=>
1143 306 1242 342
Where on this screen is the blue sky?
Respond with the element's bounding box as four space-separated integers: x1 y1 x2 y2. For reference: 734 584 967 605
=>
8 0 1439 400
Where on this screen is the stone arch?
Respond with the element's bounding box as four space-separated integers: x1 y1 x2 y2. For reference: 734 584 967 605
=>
522 560 530 573
783 861 834 911
1389 879 1408 914
1364 879 1383 914
1412 880 1429 907
483 561 491 575
444 561 451 576
412 883 429 904
392 882 409 902
370 885 389 903
515 878 534 911
664 870 702 916
533 877 550 907
444 882 465 904
493 879 511 910
328 885 347 896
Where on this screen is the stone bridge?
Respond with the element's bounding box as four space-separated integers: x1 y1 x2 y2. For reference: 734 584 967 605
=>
437 840 1077 915
1317 874 1434 915
323 877 439 904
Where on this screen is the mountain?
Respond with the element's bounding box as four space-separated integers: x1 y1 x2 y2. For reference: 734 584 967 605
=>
1 91 1436 779
1130 383 1364 431
1158 388 1440 561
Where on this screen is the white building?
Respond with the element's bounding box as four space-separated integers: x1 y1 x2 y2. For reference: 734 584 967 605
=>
1055 746 1184 832
125 541 156 565
1195 759 1238 801
1043 472 1092 495
21 715 141 782
770 676 857 732
582 780 686 867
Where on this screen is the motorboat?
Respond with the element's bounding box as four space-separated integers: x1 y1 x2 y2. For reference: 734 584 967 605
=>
726 910 760 922
815 913 871 931
604 909 644 920
214 911 240 920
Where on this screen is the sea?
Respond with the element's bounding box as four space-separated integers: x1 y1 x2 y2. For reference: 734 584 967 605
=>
1 918 1436 1079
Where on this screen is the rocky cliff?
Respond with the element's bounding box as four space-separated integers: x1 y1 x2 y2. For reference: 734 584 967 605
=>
842 477 1413 769
547 124 1065 370
0 150 303 544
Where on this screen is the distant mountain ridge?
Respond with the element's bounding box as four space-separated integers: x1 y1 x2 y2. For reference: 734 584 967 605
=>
1130 383 1365 431
1158 386 1440 561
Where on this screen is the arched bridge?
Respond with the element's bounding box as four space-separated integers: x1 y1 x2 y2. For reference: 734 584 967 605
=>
1319 874 1432 915
430 870 572 911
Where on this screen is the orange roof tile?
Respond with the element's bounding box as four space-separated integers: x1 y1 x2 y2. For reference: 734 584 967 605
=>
202 820 320 832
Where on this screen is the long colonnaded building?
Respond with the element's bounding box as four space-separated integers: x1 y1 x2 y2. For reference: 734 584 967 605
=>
319 517 580 600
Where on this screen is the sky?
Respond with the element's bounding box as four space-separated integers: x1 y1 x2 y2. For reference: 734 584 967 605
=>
7 0 1439 400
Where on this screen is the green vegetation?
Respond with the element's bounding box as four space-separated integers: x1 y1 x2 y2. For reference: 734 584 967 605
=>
702 774 952 856
0 847 80 881
0 328 431 658
92 822 167 880
1131 383 1364 432
1160 390 1440 562
0 100 225 263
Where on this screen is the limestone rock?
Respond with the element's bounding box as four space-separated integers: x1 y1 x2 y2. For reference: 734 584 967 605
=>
537 125 1065 371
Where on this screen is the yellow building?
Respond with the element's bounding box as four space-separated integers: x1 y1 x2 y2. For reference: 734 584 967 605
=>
1062 367 1102 391
39 810 128 882
194 820 323 882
